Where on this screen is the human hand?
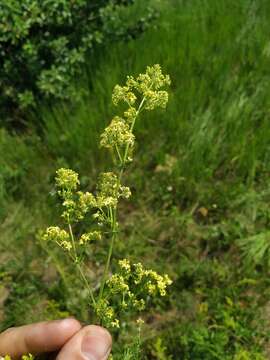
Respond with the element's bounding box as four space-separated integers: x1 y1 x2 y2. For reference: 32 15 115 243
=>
0 318 112 359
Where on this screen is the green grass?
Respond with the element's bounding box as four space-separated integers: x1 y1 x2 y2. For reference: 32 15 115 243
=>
1 0 270 358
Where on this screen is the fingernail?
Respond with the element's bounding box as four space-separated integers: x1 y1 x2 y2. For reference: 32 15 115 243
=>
81 328 111 360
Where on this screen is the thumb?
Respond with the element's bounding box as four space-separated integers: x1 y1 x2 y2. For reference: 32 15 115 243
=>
56 325 112 360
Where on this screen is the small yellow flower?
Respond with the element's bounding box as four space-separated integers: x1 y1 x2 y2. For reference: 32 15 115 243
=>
147 282 156 295
42 226 69 243
136 318 145 325
55 168 79 192
77 191 96 213
61 240 72 251
42 227 72 251
111 319 120 328
144 90 169 110
79 231 101 245
22 355 34 360
118 258 131 272
119 186 131 199
107 274 129 293
112 85 137 106
133 299 146 311
123 107 137 124
100 116 135 150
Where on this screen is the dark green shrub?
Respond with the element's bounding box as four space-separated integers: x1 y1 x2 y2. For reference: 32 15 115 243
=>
0 0 155 126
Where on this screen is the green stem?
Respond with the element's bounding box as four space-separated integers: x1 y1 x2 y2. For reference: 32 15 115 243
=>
122 96 146 167
39 238 69 291
98 94 147 303
115 144 123 164
68 220 96 307
99 207 117 300
68 220 77 259
76 261 96 306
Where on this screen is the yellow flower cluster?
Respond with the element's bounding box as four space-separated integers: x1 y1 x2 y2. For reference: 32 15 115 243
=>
96 172 131 210
107 274 129 293
100 64 170 164
79 231 101 245
55 168 79 193
136 317 145 326
112 84 137 106
42 228 102 252
118 258 131 271
126 260 172 297
132 262 172 297
100 116 135 150
42 226 72 251
55 169 97 222
77 191 96 213
54 168 131 224
96 259 172 329
123 107 137 124
112 64 170 108
42 169 131 250
95 299 120 329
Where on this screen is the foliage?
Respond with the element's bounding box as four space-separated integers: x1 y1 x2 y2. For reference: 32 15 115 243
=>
0 0 156 125
0 129 41 219
167 283 268 359
238 232 270 267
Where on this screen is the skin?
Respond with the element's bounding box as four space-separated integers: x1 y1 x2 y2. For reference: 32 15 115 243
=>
0 319 112 360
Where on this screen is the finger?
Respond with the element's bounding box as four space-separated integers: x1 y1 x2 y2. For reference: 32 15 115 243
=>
0 318 81 358
57 325 112 360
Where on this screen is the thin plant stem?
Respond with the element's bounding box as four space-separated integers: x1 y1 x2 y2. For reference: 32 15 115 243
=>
39 237 69 291
76 261 96 306
68 219 96 306
68 220 77 259
122 96 146 167
115 144 123 164
99 206 117 300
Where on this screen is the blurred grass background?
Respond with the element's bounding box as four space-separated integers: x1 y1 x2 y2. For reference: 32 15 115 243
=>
1 0 270 358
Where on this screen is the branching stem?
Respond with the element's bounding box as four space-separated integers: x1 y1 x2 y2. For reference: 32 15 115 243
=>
98 95 147 302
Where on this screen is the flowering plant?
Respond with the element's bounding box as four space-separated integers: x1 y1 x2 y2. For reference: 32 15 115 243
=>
42 64 172 355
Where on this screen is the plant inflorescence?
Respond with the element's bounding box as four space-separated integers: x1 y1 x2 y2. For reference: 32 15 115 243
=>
41 64 172 353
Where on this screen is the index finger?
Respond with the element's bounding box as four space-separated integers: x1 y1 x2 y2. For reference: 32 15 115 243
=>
0 318 81 358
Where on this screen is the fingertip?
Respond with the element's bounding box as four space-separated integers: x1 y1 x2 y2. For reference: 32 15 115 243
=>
83 325 112 345
56 318 82 334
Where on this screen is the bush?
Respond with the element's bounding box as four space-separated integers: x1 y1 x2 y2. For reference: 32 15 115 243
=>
0 0 156 126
